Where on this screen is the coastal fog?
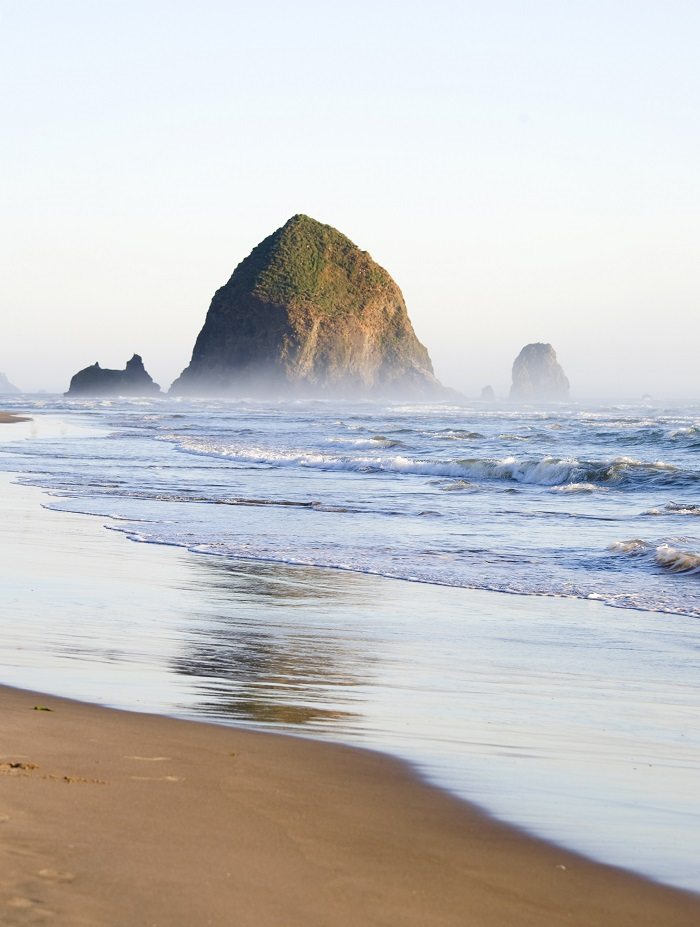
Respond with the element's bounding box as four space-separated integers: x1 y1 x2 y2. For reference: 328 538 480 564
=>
1 3 698 400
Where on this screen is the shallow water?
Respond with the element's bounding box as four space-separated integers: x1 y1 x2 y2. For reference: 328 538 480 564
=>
1 474 700 893
1 396 699 617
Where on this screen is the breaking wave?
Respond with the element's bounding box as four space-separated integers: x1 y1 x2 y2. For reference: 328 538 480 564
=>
325 436 406 449
549 483 604 494
608 540 700 575
643 502 700 516
165 436 693 490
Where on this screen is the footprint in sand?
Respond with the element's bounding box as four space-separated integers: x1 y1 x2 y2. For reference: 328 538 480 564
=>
0 762 38 773
129 775 182 782
7 896 55 919
38 868 75 883
7 896 36 909
126 757 180 781
0 813 9 823
125 756 171 762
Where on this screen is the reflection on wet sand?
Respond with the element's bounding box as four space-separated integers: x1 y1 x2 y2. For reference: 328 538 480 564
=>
174 559 379 729
5 477 700 892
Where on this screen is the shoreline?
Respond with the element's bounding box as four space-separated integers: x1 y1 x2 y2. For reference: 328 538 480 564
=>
3 681 700 926
2 420 700 906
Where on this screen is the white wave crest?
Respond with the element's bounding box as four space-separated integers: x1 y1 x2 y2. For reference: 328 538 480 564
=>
608 539 700 575
550 483 603 494
643 502 700 516
164 437 687 489
326 436 404 449
430 430 484 440
608 539 653 556
654 545 700 574
669 426 700 439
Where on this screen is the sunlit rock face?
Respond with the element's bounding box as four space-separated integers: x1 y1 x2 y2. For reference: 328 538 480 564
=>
65 354 161 397
170 214 446 399
509 343 570 401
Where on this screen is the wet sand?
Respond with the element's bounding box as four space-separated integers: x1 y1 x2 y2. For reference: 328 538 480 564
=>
0 412 31 424
2 421 700 923
2 683 700 927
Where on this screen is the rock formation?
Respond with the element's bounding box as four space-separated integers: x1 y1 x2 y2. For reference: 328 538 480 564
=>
170 214 445 398
509 343 569 401
65 354 161 397
480 385 495 402
0 371 20 394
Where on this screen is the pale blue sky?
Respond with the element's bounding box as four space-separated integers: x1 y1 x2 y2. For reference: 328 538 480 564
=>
2 1 699 397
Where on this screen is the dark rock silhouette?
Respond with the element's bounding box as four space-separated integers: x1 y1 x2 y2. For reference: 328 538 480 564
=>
65 354 161 397
170 214 446 398
0 371 20 394
509 343 570 401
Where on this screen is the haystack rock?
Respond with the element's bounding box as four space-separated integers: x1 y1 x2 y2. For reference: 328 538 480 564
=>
170 214 446 398
65 354 161 397
0 371 20 394
509 343 570 401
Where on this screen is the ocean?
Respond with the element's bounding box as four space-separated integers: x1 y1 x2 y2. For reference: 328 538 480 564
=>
1 395 699 892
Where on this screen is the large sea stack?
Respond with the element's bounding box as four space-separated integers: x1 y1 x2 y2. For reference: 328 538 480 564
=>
509 343 570 401
66 354 161 397
0 371 20 394
170 215 445 398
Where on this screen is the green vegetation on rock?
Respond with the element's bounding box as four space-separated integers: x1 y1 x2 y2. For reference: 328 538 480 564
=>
247 215 391 312
170 214 446 398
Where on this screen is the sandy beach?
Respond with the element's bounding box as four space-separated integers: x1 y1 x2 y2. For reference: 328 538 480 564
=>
2 683 699 927
2 418 700 923
0 412 31 424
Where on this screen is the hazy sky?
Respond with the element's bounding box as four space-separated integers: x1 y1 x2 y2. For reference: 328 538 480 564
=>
2 1 699 398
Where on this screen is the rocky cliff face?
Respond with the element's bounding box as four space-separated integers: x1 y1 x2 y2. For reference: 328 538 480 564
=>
170 215 445 398
66 354 161 397
509 343 570 400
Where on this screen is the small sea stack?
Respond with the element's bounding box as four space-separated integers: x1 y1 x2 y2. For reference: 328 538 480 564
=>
170 214 447 399
65 354 161 397
509 343 570 401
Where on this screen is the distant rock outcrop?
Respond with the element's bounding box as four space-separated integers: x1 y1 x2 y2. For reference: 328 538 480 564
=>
65 354 161 397
0 371 20 394
509 343 570 401
481 385 495 402
170 214 446 398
